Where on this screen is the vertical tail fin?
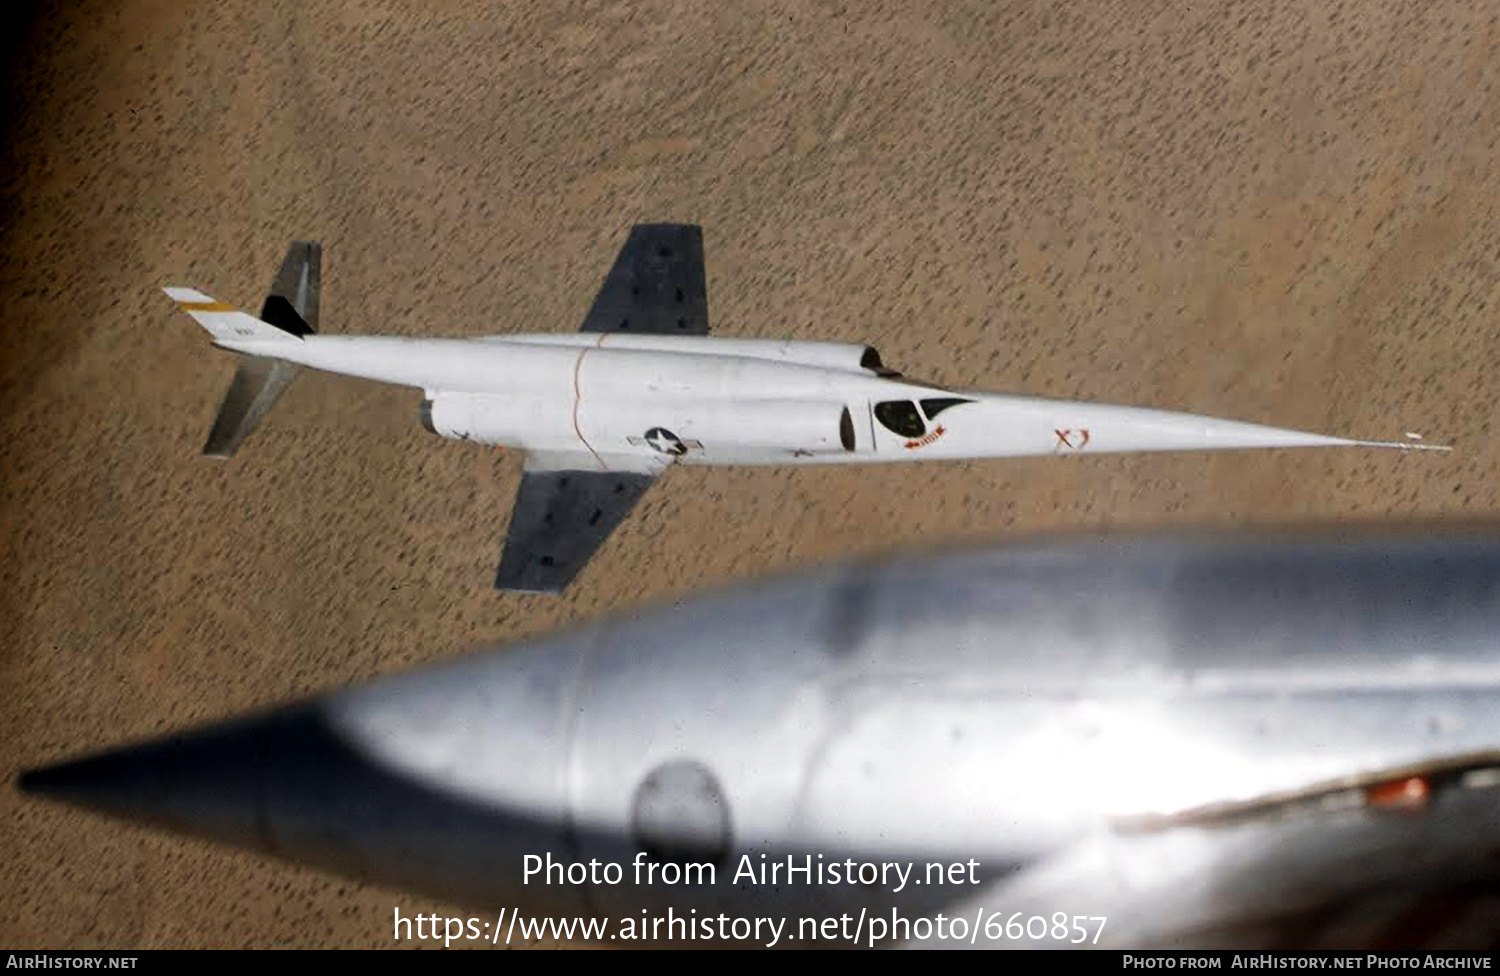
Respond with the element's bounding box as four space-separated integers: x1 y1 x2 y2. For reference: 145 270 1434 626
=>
175 242 322 458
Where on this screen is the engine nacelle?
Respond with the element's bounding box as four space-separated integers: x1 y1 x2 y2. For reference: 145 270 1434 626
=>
419 396 484 440
418 395 573 448
493 333 892 375
423 394 857 457
580 399 856 456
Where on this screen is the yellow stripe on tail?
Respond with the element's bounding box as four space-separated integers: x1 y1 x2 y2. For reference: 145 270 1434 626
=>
163 287 302 344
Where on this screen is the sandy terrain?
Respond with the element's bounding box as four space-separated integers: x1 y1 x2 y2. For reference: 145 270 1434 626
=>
2 0 1498 949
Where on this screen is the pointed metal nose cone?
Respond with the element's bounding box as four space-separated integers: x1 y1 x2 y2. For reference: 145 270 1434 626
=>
15 709 308 846
16 686 589 915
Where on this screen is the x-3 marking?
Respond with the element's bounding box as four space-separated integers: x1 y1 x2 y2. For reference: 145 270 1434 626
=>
1054 428 1091 452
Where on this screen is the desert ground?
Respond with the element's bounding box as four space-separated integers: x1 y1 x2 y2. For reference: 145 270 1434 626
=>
3 0 1499 949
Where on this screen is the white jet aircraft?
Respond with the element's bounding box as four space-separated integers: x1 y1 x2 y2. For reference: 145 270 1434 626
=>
165 225 1448 592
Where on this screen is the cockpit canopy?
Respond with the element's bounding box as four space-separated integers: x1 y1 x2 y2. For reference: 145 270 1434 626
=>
874 398 974 437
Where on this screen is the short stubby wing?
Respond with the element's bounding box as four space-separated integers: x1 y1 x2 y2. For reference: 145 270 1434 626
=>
579 224 708 336
494 458 657 593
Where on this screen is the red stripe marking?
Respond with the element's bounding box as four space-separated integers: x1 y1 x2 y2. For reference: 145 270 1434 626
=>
904 425 946 450
572 338 608 471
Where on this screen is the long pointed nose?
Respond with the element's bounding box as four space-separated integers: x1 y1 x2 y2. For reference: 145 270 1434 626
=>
17 636 591 914
17 709 303 844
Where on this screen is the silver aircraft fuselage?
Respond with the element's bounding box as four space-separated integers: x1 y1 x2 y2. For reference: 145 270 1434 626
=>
21 528 1500 947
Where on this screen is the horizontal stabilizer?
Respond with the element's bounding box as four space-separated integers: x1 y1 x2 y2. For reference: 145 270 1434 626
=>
184 241 323 457
202 356 301 459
